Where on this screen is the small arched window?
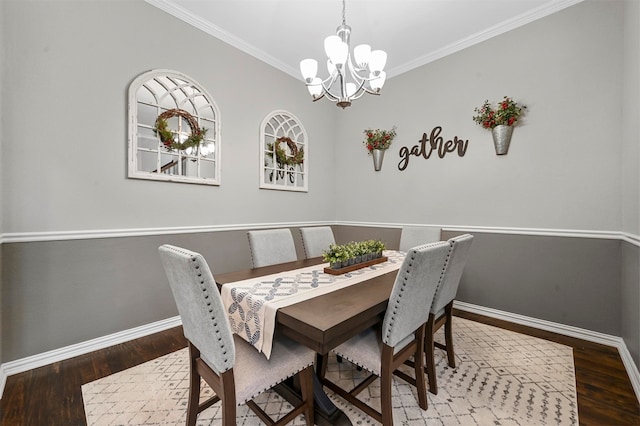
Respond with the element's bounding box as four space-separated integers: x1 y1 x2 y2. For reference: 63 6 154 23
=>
128 69 221 185
260 110 308 192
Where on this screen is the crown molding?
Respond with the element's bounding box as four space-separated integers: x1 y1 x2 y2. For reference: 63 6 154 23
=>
144 0 300 79
388 0 584 78
145 0 583 81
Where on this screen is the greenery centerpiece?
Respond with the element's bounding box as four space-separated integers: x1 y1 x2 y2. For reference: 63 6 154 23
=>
322 240 387 270
322 243 350 269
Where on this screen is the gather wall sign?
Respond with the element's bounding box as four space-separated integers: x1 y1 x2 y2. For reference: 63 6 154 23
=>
397 126 468 171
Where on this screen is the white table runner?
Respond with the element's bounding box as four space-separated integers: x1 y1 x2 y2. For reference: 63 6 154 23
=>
221 250 405 358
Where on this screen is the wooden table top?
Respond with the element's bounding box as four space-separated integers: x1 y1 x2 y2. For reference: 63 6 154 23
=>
215 257 398 354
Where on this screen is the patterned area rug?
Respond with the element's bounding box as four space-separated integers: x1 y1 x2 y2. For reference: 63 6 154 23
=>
82 318 577 425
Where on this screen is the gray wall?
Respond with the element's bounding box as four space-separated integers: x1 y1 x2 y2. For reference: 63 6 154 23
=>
333 1 623 232
2 227 315 360
621 0 640 367
442 231 621 335
0 0 337 234
622 0 640 237
1 0 639 371
337 226 623 335
0 0 335 361
1 224 631 361
622 242 640 364
0 0 4 369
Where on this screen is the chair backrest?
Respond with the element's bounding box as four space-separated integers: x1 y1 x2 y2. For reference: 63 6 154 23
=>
381 241 450 348
430 234 474 315
399 226 442 252
299 226 336 259
158 244 235 374
247 228 297 268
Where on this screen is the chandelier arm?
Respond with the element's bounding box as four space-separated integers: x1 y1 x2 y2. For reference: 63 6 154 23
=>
345 64 366 85
312 93 326 102
321 73 341 101
345 58 384 96
321 72 338 86
347 61 382 83
348 86 370 101
321 88 340 101
345 55 367 80
359 86 382 96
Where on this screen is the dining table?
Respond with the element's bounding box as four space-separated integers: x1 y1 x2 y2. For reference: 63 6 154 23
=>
214 252 405 426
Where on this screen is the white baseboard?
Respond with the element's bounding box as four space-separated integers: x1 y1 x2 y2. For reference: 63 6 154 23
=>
0 364 6 401
454 301 640 403
2 304 639 406
0 315 182 399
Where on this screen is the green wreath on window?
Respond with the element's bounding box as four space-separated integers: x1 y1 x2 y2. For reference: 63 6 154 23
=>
154 109 207 152
267 137 304 166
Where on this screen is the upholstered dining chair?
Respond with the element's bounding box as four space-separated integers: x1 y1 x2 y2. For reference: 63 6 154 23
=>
319 241 451 425
158 244 315 426
425 233 474 395
247 228 297 268
398 226 442 252
299 226 336 259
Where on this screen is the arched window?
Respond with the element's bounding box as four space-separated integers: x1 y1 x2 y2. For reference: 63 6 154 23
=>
128 70 221 185
260 110 308 192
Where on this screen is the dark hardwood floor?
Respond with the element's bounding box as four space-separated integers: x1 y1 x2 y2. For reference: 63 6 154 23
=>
1 311 639 425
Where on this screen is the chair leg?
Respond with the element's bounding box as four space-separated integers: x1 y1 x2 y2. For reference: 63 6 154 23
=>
413 326 428 410
444 302 456 368
381 345 395 426
187 344 201 426
299 366 315 426
425 314 438 395
219 370 237 426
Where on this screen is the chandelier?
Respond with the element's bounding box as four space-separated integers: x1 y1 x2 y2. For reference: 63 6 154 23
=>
299 0 387 109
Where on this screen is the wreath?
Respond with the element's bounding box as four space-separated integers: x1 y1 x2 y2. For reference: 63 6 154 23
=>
267 137 304 166
153 109 207 152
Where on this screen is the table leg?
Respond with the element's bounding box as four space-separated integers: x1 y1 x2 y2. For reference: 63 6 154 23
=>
275 354 352 425
316 352 329 379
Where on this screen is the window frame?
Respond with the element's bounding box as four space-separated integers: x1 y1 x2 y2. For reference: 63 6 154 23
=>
259 110 308 192
127 69 221 186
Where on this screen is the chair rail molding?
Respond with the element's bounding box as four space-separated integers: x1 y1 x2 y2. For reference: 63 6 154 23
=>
1 222 638 247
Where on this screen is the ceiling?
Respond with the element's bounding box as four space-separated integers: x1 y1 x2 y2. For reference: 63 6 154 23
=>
147 0 582 80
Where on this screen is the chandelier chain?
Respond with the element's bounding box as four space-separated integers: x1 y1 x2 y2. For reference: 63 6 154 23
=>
341 0 346 26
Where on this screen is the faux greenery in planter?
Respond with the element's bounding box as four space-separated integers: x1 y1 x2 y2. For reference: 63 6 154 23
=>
350 241 369 263
366 239 386 258
322 243 350 269
472 96 527 155
322 240 387 269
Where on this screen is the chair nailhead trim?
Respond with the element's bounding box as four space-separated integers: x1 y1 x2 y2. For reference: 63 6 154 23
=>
242 362 314 404
180 249 234 372
429 241 455 312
